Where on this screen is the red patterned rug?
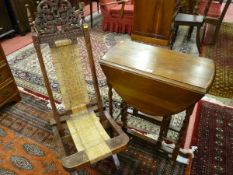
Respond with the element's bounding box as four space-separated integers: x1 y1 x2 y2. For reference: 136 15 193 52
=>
95 139 187 175
0 93 63 157
0 93 188 175
0 125 69 175
202 22 233 98
191 100 233 175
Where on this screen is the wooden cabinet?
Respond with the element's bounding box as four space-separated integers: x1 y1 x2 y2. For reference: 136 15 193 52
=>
6 0 38 34
0 0 15 38
0 42 21 107
131 0 179 46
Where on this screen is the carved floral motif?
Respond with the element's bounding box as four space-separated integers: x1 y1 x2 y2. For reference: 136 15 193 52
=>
35 0 81 35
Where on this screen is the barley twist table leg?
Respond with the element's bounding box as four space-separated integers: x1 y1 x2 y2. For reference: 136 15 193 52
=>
107 82 113 116
120 101 128 131
156 116 172 149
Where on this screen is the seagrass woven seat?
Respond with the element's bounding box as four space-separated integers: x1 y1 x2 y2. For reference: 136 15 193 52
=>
26 0 128 171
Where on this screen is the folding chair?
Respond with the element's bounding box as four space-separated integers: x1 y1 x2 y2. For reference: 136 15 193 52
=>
25 0 129 171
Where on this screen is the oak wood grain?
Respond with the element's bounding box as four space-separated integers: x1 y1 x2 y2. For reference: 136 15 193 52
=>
132 0 178 45
100 41 215 116
0 43 21 107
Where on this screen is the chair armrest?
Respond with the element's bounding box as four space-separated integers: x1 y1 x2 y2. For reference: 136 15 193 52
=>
100 0 129 6
101 0 132 18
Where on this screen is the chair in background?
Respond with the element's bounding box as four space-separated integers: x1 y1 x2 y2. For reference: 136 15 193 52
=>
198 0 223 17
199 0 231 44
26 0 128 171
100 0 134 33
82 0 100 28
170 0 212 53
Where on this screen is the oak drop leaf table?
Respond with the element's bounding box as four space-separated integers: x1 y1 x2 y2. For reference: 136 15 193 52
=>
100 41 215 160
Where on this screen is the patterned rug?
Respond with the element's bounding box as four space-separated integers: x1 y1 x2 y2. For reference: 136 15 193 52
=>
6 26 190 142
6 25 198 102
0 93 187 175
191 100 233 175
0 93 64 157
0 125 68 175
202 23 233 98
95 140 187 175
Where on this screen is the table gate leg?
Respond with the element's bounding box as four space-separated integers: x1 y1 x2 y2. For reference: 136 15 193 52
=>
172 104 195 160
108 83 113 116
120 101 128 131
156 116 172 150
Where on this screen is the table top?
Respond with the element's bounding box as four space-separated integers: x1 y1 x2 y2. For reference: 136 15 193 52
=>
100 41 215 115
101 41 215 94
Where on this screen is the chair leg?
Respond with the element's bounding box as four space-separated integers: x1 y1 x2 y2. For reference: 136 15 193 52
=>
212 23 221 44
196 26 201 54
201 23 207 44
187 26 194 40
170 25 179 50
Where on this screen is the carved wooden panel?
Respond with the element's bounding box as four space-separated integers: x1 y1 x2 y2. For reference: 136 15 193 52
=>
33 0 84 46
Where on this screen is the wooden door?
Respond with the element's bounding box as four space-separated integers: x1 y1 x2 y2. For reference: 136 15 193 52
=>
132 0 158 38
152 0 176 40
132 0 177 46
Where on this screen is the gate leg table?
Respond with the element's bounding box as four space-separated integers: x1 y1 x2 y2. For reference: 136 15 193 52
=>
100 41 215 160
